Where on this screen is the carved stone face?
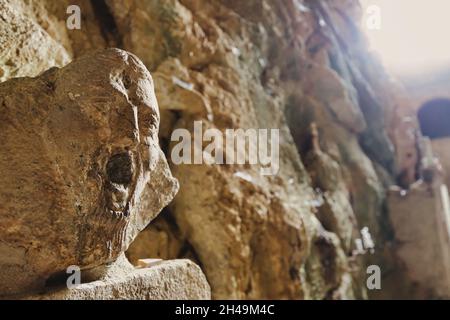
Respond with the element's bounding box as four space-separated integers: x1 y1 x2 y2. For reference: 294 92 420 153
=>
0 49 179 295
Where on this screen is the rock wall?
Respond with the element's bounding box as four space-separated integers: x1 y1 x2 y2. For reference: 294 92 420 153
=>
389 180 450 299
0 0 412 299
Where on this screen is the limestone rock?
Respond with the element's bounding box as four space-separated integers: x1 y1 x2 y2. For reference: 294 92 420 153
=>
432 138 450 189
22 259 211 300
0 0 72 82
388 181 450 299
0 0 424 300
303 64 366 133
0 48 179 296
91 0 395 299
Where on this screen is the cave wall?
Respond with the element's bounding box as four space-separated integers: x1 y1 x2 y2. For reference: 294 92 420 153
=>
0 0 408 299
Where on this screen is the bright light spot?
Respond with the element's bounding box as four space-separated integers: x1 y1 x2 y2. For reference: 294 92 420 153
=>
361 0 450 76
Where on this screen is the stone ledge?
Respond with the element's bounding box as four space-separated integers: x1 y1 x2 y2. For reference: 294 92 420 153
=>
24 260 211 300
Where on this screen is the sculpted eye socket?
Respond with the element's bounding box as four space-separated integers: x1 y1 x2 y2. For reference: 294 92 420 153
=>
106 152 133 185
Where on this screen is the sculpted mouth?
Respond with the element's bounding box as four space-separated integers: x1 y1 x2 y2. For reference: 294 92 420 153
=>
105 152 135 220
108 208 130 220
106 152 133 185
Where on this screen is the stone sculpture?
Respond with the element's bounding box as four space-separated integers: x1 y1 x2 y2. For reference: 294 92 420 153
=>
0 49 179 296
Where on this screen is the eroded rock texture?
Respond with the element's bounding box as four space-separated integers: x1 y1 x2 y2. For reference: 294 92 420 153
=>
0 0 412 299
0 48 179 295
117 0 394 299
25 259 211 300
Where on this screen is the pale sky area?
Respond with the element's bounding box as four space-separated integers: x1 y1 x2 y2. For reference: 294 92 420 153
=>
360 0 450 77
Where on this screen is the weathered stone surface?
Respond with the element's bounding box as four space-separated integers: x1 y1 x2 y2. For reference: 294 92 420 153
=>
432 138 450 189
0 48 179 296
56 0 395 299
0 0 72 82
388 181 450 299
96 0 393 299
22 259 211 300
2 0 441 300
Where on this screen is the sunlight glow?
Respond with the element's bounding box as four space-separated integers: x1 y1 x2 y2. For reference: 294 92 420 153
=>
361 0 450 76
